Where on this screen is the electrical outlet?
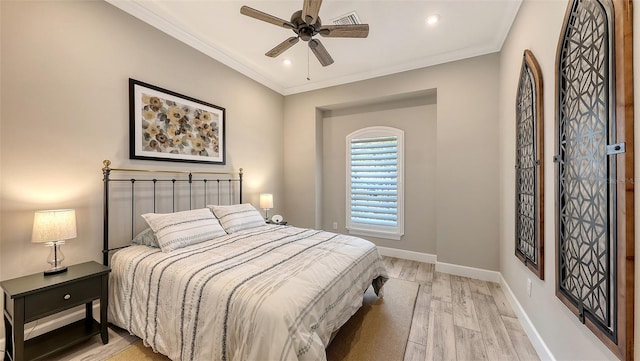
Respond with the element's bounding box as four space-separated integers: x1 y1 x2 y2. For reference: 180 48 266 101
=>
332 222 338 230
527 278 532 296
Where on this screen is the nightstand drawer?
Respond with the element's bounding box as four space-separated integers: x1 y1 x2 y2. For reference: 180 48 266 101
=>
24 277 101 322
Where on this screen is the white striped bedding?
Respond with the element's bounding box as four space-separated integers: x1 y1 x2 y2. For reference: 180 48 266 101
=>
108 224 388 361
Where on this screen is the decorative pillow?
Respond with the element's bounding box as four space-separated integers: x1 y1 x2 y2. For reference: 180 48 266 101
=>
141 208 226 252
208 203 266 234
131 228 159 248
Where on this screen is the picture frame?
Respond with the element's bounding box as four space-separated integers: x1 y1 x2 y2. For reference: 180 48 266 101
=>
129 78 225 164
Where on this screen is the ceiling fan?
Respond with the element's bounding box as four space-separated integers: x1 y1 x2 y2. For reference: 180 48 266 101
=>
240 0 369 67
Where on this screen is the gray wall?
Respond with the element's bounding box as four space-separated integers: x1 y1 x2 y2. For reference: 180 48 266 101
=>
0 0 284 340
284 54 500 270
498 0 639 359
321 96 437 254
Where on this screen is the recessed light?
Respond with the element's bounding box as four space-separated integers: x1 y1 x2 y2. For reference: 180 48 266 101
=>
283 59 292 66
426 14 440 26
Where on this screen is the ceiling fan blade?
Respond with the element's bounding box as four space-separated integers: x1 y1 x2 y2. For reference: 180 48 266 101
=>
302 0 322 25
309 39 334 66
265 37 300 57
240 6 294 29
318 24 369 38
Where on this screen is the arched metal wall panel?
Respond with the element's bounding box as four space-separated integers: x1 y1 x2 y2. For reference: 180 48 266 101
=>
555 0 634 359
515 49 544 279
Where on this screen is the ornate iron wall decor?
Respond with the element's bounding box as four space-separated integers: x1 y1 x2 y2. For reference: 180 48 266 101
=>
515 50 544 279
555 0 634 359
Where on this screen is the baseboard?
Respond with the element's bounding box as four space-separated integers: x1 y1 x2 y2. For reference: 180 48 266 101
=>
376 246 437 264
435 261 501 283
0 303 100 353
377 247 500 283
499 275 555 361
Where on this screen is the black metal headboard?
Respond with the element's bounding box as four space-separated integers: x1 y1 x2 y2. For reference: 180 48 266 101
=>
101 160 243 266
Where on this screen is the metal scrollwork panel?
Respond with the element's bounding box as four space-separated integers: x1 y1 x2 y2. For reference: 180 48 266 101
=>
558 0 614 330
515 50 544 279
556 0 634 359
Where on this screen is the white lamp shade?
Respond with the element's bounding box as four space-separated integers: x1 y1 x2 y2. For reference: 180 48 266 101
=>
32 209 77 243
259 193 273 209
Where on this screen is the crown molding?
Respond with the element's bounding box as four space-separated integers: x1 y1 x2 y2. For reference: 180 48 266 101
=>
105 0 285 95
281 42 503 95
106 0 520 96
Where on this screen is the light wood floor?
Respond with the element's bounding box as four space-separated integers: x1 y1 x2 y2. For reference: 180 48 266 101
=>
383 257 540 361
37 256 540 361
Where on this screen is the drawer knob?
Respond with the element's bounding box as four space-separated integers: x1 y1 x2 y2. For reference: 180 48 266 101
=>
64 294 71 300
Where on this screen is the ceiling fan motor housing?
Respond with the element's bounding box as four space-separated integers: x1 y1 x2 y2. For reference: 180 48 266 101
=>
291 10 321 42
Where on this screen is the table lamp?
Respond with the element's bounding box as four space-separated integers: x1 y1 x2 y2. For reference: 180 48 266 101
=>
259 193 273 221
32 209 77 275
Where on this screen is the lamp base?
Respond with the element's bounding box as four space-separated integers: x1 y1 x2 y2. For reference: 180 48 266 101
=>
44 265 68 276
43 240 67 276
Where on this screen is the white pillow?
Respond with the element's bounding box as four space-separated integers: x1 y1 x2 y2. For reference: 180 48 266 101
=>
208 203 266 234
141 208 226 252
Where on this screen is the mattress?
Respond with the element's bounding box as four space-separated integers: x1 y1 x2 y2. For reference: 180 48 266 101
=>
108 224 388 361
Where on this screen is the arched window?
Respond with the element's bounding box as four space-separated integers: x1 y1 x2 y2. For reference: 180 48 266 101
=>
346 126 404 240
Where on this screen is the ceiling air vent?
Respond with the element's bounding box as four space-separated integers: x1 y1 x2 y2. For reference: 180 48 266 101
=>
331 11 361 25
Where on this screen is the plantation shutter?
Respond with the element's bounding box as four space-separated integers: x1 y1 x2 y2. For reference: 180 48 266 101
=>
349 136 398 227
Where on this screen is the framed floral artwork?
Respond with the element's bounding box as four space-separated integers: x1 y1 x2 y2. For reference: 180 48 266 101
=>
129 78 225 164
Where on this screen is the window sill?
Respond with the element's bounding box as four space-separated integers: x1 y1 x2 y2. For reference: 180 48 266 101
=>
346 228 402 241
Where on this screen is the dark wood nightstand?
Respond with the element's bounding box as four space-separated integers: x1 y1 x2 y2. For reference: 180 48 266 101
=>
1 261 110 361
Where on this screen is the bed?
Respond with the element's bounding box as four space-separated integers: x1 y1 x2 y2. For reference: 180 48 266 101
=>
101 161 388 361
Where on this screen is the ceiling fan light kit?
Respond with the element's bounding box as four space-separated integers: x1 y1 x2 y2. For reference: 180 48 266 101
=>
240 0 369 67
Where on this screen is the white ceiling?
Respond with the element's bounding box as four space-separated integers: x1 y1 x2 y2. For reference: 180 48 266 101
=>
106 0 522 95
